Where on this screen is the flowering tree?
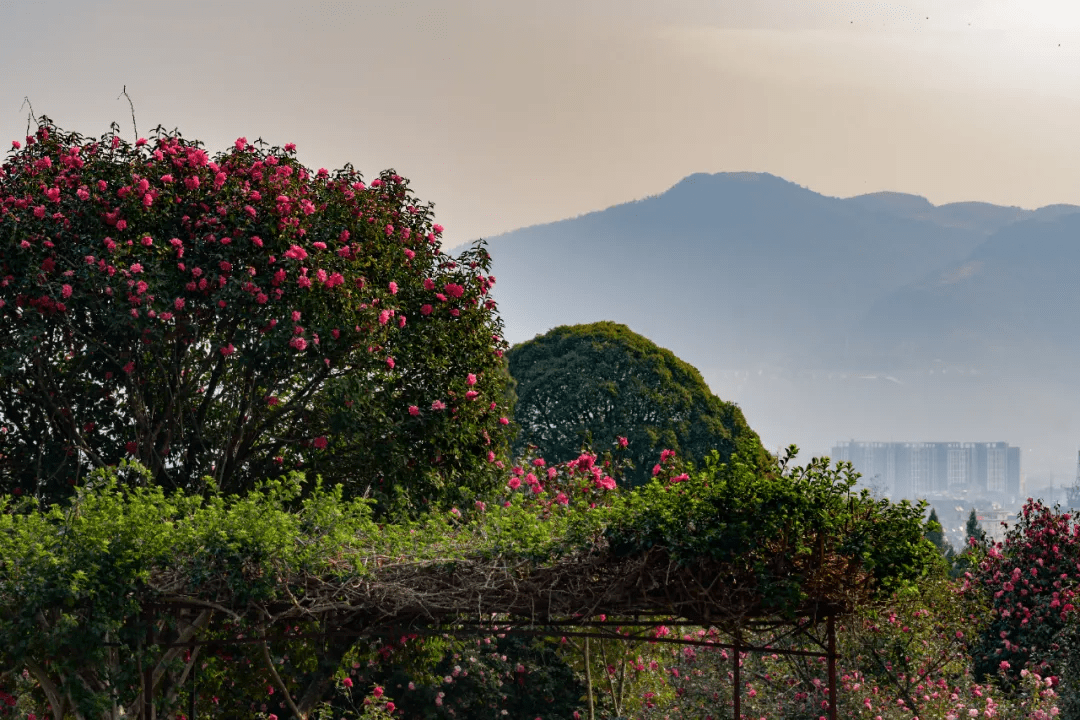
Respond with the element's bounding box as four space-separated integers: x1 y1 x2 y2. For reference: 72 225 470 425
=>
0 119 510 510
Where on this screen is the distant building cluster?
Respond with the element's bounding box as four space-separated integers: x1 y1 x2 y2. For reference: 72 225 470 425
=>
830 441 1021 500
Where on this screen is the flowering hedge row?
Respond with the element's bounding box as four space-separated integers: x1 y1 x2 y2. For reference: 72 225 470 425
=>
0 120 511 511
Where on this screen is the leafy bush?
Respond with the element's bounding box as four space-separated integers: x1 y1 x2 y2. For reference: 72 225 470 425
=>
507 322 767 485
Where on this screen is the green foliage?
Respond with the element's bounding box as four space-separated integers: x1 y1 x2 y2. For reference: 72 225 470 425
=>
0 452 943 717
507 321 768 485
603 447 941 612
924 508 951 556
360 635 586 719
0 120 511 512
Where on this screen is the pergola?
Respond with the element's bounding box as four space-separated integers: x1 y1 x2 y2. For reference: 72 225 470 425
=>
123 543 872 720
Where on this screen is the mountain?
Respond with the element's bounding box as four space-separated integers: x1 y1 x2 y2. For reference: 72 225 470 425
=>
857 212 1080 376
479 172 1080 480
486 172 1079 368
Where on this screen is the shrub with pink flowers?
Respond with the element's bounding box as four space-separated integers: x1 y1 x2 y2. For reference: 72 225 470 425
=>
0 119 510 511
964 499 1080 690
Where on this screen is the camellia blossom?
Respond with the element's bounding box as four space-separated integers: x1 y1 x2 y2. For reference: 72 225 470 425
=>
431 400 446 411
313 436 328 449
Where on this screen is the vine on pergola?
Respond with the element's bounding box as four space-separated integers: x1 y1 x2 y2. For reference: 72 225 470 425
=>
0 448 939 719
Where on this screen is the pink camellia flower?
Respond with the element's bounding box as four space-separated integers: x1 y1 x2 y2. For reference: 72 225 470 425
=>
618 436 629 448
653 464 662 476
284 244 308 260
174 298 185 310
130 263 144 274
388 281 398 295
290 337 308 351
386 357 395 369
431 400 446 411
556 492 569 505
342 677 353 688
433 224 444 234
220 344 235 356
160 174 173 183
372 687 384 699
487 451 496 462
284 143 297 152
404 248 415 260
465 390 479 401
11 140 20 149
508 477 522 490
421 304 433 316
122 362 135 374
498 417 509 425
61 284 72 299
76 187 89 200
313 436 328 449
125 441 138 454
423 278 436 291
408 405 420 416
466 373 477 386
379 309 391 325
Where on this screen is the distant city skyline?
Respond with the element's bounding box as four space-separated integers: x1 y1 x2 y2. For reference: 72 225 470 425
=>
4 1 1080 249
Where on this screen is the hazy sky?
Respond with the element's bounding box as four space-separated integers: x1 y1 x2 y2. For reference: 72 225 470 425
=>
4 0 1080 248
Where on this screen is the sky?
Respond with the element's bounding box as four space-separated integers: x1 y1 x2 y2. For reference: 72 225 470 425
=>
4 0 1080 249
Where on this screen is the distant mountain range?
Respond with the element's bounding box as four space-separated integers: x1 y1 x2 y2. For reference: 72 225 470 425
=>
485 171 1080 370
480 172 1080 482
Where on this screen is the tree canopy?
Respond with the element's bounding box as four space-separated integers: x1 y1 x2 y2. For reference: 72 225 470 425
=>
0 120 511 511
507 321 767 484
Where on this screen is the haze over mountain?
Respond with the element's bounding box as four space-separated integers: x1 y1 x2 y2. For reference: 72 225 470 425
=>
482 172 1080 485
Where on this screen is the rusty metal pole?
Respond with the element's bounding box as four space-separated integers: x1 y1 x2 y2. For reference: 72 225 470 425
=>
143 606 153 720
827 614 837 720
189 644 197 720
732 632 741 720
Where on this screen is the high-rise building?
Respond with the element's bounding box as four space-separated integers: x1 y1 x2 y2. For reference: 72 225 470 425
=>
831 440 1021 499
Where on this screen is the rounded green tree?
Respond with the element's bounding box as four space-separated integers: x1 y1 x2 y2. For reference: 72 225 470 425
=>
507 321 766 484
0 120 511 511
